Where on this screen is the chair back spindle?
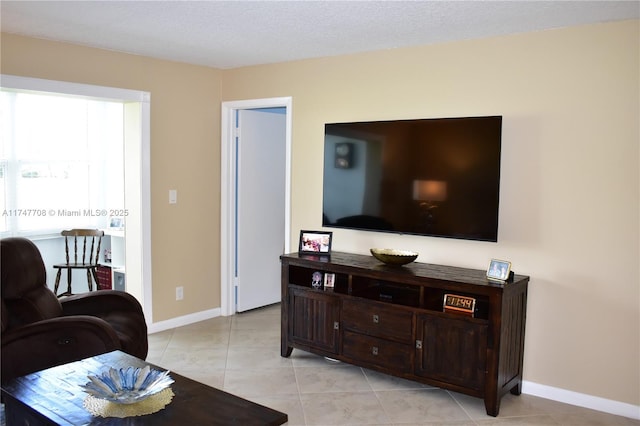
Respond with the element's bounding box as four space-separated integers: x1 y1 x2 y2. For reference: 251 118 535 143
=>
54 229 105 297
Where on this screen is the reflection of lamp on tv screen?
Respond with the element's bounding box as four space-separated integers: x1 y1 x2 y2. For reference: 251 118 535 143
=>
413 180 448 233
322 116 502 242
413 180 447 203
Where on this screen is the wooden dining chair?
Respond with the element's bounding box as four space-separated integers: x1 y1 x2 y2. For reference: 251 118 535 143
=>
53 229 104 297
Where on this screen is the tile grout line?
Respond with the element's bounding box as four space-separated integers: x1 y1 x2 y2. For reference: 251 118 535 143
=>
221 315 236 392
292 354 309 426
446 390 480 426
363 368 395 425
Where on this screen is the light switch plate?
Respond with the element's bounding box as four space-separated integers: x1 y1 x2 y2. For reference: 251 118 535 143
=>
169 189 177 204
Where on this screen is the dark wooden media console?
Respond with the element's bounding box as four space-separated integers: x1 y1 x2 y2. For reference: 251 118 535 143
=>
280 251 529 417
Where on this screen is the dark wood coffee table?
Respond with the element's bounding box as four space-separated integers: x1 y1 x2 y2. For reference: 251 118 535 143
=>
1 350 288 425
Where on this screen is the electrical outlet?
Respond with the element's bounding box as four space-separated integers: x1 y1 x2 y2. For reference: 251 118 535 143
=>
176 286 184 301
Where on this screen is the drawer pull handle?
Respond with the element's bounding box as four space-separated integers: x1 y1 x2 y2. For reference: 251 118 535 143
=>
372 346 379 356
372 314 379 324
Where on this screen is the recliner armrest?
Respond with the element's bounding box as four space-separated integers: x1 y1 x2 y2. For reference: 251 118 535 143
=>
1 316 121 383
59 290 148 361
60 290 144 317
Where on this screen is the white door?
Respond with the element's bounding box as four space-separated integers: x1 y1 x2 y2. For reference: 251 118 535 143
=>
236 109 286 312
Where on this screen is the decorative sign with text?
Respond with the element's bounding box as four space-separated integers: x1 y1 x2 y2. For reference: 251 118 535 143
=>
443 294 476 317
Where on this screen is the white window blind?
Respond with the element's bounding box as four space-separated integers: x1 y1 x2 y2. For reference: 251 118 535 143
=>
0 90 124 236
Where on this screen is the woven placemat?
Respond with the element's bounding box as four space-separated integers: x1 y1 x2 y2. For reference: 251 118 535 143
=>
83 387 174 418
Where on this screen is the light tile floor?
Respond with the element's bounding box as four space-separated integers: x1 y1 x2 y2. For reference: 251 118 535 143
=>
147 304 639 426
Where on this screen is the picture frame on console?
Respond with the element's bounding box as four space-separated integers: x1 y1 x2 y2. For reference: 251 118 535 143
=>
298 230 332 255
324 272 335 289
311 271 323 289
487 259 511 281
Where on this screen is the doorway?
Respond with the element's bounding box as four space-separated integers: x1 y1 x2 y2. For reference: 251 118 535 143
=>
220 97 292 315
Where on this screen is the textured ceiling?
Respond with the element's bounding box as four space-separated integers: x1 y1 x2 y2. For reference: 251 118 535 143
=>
1 1 638 69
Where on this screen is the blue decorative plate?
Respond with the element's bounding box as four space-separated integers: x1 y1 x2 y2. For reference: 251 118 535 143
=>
81 366 174 404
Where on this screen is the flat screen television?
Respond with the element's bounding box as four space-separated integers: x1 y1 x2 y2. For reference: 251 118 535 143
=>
322 115 502 242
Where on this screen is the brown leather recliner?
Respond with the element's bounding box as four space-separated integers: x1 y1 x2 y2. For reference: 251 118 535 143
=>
1 237 148 383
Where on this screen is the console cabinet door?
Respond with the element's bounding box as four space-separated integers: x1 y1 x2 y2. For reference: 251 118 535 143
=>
415 314 488 391
288 287 340 354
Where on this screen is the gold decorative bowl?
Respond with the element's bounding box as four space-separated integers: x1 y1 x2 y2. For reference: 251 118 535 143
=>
370 248 418 266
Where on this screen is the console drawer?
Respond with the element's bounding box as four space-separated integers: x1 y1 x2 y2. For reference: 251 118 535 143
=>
342 298 413 344
342 330 412 373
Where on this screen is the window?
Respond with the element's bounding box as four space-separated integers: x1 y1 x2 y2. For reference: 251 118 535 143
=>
0 89 124 236
1 74 151 321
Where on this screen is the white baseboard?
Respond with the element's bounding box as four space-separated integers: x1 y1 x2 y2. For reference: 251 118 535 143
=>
523 380 640 420
146 308 222 334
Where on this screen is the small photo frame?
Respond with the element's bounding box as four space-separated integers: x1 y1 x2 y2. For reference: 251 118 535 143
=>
324 272 335 289
311 271 323 289
487 259 511 282
109 216 124 230
299 230 333 255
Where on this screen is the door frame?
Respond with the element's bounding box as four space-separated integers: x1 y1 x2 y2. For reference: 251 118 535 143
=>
220 97 292 316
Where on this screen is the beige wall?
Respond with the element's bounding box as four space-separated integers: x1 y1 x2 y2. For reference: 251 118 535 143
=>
2 19 638 407
221 21 639 406
1 33 222 322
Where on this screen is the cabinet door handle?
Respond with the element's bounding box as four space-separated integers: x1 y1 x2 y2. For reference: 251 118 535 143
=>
372 314 379 324
372 346 379 356
334 321 339 330
415 340 423 349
